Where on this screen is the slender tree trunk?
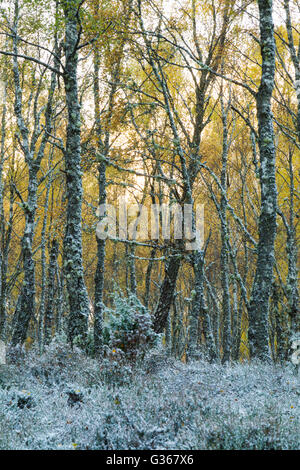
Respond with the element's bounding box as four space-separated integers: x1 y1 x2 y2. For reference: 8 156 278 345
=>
55 264 64 334
0 79 7 340
38 151 55 348
0 183 14 342
231 280 239 361
10 13 37 344
44 239 59 345
93 44 106 356
144 248 156 309
12 169 37 346
92 0 130 352
286 148 299 332
220 98 231 363
188 251 217 362
205 274 221 360
128 245 137 296
11 0 58 346
284 0 300 141
165 308 172 355
171 301 178 356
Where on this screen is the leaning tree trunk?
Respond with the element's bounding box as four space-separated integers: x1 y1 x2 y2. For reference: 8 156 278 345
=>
62 0 89 345
153 254 181 333
247 0 277 360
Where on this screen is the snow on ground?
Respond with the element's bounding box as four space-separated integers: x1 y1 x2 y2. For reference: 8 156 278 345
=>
0 343 299 450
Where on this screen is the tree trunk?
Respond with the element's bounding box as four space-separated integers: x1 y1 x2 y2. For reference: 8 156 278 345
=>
220 98 231 363
153 255 181 333
93 43 106 356
44 239 59 345
188 251 217 362
11 170 37 346
0 79 7 340
11 0 58 345
247 0 277 360
62 0 89 345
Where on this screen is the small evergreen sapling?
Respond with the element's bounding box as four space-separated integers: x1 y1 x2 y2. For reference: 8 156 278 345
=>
103 292 158 362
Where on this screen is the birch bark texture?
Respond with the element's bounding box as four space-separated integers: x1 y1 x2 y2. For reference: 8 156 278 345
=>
93 43 106 356
0 77 7 341
247 0 277 360
62 0 89 344
44 239 59 345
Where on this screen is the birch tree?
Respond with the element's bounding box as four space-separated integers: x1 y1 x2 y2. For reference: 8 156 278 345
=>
2 0 60 346
61 0 90 344
247 0 277 360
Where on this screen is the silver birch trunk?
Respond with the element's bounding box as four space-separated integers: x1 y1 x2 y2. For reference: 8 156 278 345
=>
0 79 7 340
62 0 89 345
220 98 231 363
247 0 277 360
92 40 106 355
44 239 59 345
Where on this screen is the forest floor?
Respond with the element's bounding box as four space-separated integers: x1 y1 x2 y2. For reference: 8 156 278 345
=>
0 341 299 450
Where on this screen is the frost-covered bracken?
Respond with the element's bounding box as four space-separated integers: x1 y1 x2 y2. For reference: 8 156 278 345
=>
0 342 299 450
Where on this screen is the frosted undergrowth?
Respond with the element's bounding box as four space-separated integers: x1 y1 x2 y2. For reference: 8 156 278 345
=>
0 344 299 450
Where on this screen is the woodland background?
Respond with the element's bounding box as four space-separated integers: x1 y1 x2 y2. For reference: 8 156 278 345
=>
0 0 299 364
